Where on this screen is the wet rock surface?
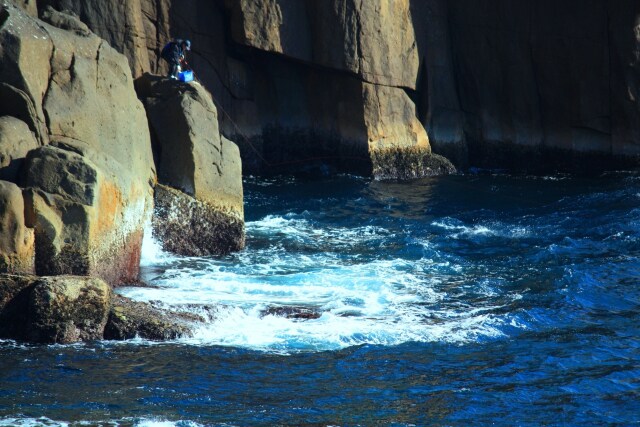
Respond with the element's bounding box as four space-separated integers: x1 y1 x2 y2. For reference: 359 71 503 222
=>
153 184 245 257
0 274 203 343
261 306 322 320
26 276 112 344
104 295 198 341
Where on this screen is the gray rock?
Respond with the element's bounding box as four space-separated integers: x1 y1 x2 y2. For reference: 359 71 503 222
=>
104 295 199 341
136 74 244 219
0 116 39 183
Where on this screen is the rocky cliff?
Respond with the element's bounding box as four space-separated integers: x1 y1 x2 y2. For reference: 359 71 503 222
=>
0 3 155 284
36 0 640 174
0 2 245 343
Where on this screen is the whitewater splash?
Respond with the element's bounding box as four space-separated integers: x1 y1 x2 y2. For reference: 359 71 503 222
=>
122 215 526 353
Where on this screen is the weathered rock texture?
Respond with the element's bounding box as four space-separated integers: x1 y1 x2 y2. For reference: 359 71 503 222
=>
37 0 640 174
0 116 39 182
104 295 196 340
0 274 198 342
0 274 110 343
0 3 155 285
37 0 449 178
153 184 245 256
0 181 34 274
134 74 245 256
136 74 244 217
26 276 112 343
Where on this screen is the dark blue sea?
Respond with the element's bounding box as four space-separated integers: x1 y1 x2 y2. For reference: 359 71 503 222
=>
1 173 639 426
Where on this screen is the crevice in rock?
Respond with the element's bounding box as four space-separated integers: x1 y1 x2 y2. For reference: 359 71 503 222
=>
95 39 103 91
0 7 9 29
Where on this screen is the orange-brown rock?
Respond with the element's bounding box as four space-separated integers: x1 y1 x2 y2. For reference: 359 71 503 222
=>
0 3 155 285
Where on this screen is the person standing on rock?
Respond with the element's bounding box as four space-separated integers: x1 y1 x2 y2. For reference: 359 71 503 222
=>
161 39 191 80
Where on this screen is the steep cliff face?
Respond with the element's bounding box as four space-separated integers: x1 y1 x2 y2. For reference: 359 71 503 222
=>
40 0 447 178
37 0 640 174
415 0 640 171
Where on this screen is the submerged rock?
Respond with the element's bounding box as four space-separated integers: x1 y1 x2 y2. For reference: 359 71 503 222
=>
104 295 198 341
153 184 245 257
261 306 322 320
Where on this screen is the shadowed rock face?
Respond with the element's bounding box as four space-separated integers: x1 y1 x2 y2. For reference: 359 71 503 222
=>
37 0 640 174
414 0 640 172
0 181 34 274
37 0 449 179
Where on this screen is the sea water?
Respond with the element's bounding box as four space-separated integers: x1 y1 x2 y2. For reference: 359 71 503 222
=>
1 173 639 426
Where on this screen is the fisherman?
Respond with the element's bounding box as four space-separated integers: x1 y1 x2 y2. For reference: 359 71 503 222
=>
161 38 191 80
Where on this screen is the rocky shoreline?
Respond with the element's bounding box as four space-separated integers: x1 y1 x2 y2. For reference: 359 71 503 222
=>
1 0 639 343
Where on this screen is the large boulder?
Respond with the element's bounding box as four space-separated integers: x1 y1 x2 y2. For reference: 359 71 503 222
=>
0 181 35 274
0 3 155 285
0 274 201 343
26 276 112 343
137 75 244 218
136 75 245 256
0 274 111 343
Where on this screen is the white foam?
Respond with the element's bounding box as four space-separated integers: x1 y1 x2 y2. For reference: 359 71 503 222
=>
432 218 530 239
122 215 524 353
140 223 178 267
